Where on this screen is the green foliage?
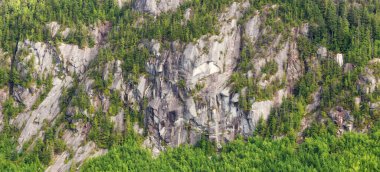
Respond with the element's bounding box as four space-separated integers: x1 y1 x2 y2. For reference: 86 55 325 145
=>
177 79 186 89
108 91 123 116
71 85 91 111
33 139 53 165
0 68 9 88
64 24 94 48
0 125 47 171
297 36 315 60
82 122 380 171
60 80 91 114
160 0 233 40
371 87 380 103
0 0 119 52
261 60 278 76
295 70 320 102
88 111 117 149
106 0 239 79
53 139 67 155
369 62 380 78
263 97 305 137
32 74 53 110
1 0 380 171
2 98 24 121
249 0 380 137
231 71 283 110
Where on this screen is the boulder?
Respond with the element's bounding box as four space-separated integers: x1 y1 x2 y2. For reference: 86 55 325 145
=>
317 46 328 58
46 22 60 37
336 53 344 67
329 106 354 133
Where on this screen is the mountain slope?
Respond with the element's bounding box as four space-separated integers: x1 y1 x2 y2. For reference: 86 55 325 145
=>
0 0 379 171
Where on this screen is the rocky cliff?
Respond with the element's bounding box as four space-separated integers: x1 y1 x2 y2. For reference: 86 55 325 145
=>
126 2 308 153
0 0 378 171
0 1 306 169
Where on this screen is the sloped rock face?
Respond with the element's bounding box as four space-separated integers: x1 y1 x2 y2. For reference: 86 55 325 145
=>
127 2 249 150
13 77 73 148
128 3 248 149
11 40 70 146
3 0 309 167
19 41 59 78
126 1 305 151
242 10 305 131
59 22 111 74
134 0 184 15
12 38 101 148
358 59 380 94
12 41 61 110
245 14 261 44
46 141 107 172
59 44 98 74
7 23 112 171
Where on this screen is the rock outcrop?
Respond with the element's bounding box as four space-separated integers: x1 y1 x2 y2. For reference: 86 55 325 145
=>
46 22 61 37
317 46 328 58
6 22 112 171
133 2 249 150
336 53 344 67
19 41 59 78
12 77 72 148
46 141 107 172
134 0 184 15
358 59 380 94
329 106 354 134
245 14 261 44
3 1 311 169
125 1 305 152
59 44 98 74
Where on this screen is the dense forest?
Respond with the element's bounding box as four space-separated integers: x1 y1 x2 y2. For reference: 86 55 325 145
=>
81 122 380 171
0 0 380 171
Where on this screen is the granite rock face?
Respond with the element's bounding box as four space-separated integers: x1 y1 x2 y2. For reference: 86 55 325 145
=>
7 23 112 171
125 1 305 151
127 2 247 149
245 14 261 44
4 1 313 169
358 59 380 94
134 0 185 15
